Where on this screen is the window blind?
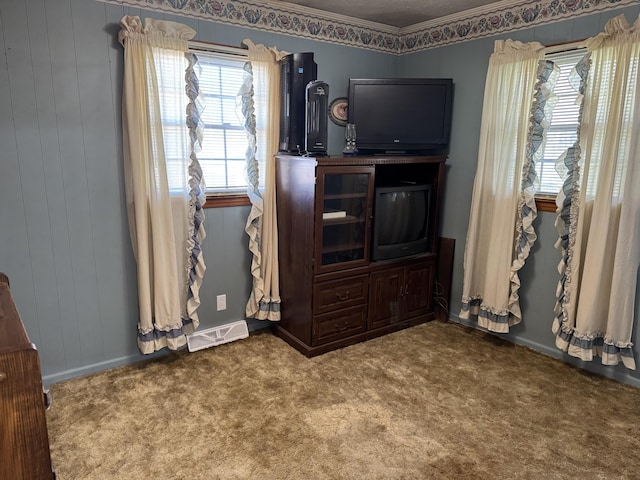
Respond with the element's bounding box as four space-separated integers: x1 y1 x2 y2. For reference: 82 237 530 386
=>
196 53 249 193
537 49 587 195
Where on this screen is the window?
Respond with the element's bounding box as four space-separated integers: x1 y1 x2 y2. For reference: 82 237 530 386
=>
536 48 587 197
195 51 249 195
160 43 251 207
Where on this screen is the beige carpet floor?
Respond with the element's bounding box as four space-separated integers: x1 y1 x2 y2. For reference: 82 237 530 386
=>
47 320 640 479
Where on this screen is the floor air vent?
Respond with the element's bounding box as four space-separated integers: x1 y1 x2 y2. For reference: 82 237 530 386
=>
186 320 249 352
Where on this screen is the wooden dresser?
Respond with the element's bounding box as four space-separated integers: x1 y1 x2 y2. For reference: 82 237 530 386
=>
0 273 55 479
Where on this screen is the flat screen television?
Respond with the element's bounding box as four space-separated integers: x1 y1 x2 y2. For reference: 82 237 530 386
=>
348 78 453 155
372 183 432 261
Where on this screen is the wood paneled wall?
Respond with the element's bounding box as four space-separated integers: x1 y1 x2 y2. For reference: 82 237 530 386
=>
3 0 637 386
0 0 398 383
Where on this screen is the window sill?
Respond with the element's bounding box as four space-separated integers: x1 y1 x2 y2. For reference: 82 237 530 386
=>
204 194 250 208
535 195 557 213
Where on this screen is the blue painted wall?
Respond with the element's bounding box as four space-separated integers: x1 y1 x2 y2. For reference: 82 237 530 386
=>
0 0 396 383
399 5 640 387
1 0 638 386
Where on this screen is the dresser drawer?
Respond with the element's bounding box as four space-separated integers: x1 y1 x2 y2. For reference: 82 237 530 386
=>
312 305 367 346
313 274 368 315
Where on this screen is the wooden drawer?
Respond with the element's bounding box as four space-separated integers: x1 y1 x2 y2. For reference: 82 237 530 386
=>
313 274 368 315
312 304 367 346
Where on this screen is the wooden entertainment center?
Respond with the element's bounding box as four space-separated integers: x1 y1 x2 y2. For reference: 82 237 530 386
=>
274 155 446 356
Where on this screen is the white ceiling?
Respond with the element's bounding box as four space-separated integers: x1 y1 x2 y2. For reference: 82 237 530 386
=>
273 0 504 28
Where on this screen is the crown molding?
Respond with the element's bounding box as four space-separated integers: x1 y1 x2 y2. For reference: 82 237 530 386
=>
99 0 638 53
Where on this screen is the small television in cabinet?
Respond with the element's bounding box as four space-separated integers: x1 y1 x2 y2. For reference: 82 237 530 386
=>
348 78 453 155
371 183 432 261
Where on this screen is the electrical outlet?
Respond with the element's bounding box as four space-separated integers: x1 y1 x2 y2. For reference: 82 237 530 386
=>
216 294 227 311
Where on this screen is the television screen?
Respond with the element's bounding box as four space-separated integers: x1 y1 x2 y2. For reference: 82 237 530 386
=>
372 184 431 261
348 78 453 154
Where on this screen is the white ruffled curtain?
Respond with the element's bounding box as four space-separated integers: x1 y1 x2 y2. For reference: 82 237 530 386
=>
119 16 206 353
240 39 287 321
460 40 557 332
553 15 640 369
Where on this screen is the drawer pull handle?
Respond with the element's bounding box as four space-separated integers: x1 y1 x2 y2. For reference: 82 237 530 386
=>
0 372 6 383
335 321 350 332
44 387 52 410
336 291 350 301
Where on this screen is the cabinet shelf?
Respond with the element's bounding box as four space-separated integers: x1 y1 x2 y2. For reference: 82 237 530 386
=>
322 242 365 254
324 193 367 200
322 215 362 225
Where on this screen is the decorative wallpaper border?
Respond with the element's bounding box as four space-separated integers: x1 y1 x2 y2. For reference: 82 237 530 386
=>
99 0 639 53
400 0 639 53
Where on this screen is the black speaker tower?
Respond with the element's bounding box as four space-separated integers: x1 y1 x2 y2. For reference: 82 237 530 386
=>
279 53 317 154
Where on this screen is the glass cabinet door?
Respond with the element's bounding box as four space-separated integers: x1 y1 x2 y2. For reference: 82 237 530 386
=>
315 166 374 273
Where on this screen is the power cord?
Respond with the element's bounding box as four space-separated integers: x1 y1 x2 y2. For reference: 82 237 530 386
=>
433 275 450 322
